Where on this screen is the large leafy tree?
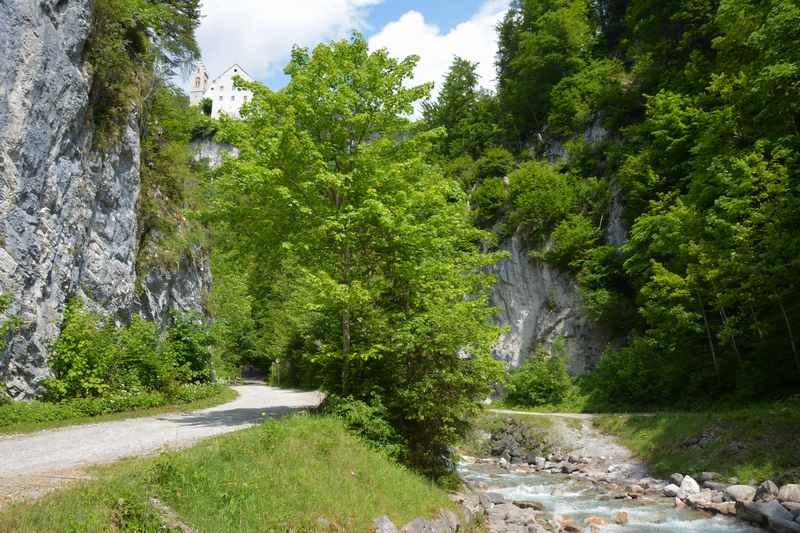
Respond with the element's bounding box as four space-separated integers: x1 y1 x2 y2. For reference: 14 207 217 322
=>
208 34 504 476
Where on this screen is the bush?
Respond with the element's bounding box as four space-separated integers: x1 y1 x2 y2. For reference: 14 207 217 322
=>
46 300 214 401
471 177 508 227
538 213 599 269
322 395 408 461
0 384 223 429
505 348 574 407
475 147 515 181
509 161 574 233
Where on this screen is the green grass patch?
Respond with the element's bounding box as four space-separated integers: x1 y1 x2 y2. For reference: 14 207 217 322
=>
0 385 235 435
593 398 800 482
0 415 456 532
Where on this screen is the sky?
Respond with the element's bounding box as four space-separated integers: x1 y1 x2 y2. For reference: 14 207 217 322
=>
190 0 510 99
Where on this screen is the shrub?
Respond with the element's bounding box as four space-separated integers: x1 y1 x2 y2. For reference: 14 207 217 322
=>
163 312 213 383
505 347 574 407
0 293 19 355
475 147 515 181
538 213 599 269
0 384 223 429
472 177 508 227
46 300 214 401
509 161 574 233
322 395 408 461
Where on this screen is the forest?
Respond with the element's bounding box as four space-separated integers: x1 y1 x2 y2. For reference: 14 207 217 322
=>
3 0 797 482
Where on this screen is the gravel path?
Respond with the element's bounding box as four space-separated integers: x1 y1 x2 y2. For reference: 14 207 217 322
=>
0 384 322 507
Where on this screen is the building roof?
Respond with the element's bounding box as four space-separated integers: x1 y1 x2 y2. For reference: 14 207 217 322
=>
209 63 255 85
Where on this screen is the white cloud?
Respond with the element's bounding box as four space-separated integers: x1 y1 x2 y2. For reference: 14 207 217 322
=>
193 0 383 82
368 0 510 98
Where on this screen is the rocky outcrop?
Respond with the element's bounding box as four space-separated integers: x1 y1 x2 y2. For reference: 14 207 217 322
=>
491 233 610 373
0 0 209 398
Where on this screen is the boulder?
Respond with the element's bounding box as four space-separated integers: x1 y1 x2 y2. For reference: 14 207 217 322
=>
513 500 545 511
736 500 794 526
680 475 701 495
702 472 721 482
724 485 756 503
584 516 607 527
533 456 546 469
374 516 400 533
704 481 729 491
755 480 780 502
628 484 645 495
783 502 800 517
664 484 683 498
435 509 459 532
780 485 800 504
670 473 685 485
771 518 800 533
614 511 629 525
400 518 432 533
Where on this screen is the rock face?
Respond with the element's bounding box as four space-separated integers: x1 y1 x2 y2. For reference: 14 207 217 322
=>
0 0 209 398
491 232 611 373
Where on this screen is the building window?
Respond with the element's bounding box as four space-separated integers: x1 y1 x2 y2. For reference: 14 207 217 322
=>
194 77 200 88
219 96 223 101
231 95 235 101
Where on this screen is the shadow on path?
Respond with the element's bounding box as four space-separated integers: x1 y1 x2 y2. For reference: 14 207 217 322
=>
162 405 313 429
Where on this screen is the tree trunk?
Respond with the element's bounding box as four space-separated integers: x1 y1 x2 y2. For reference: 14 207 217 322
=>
779 301 800 375
699 295 720 384
719 306 742 365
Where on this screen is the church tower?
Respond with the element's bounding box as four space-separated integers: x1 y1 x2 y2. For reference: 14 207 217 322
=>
189 62 209 106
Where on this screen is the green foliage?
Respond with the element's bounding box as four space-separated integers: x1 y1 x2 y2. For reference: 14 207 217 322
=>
208 34 504 478
475 147 515 181
0 416 456 532
509 160 574 233
86 0 201 146
497 0 593 143
164 312 213 383
322 395 408 461
46 300 213 402
0 384 224 430
540 213 599 270
504 343 575 407
472 177 508 227
424 58 503 157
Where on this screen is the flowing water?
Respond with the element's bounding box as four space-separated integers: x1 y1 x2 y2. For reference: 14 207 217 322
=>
459 461 764 532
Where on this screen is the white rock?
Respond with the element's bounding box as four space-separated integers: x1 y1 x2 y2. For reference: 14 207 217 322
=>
681 475 701 495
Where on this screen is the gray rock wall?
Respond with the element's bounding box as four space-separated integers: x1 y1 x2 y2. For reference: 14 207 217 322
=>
0 0 209 398
491 233 610 375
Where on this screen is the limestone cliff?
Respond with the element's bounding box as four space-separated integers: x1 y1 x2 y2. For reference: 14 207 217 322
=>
490 233 610 374
0 0 209 398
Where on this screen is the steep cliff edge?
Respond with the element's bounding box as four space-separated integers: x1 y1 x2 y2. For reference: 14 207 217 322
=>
491 232 611 374
0 0 209 398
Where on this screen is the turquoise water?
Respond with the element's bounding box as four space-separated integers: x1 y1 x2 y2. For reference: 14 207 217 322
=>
459 463 764 532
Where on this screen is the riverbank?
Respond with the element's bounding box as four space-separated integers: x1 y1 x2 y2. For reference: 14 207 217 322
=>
458 412 800 532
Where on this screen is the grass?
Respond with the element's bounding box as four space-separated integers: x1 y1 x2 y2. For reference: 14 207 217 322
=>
0 386 236 436
593 397 800 483
0 415 456 532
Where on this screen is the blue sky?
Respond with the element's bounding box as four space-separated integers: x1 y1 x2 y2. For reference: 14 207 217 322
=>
193 0 509 95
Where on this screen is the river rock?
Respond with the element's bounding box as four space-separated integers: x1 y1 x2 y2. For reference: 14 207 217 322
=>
434 509 459 532
755 480 780 502
724 485 757 503
736 500 794 526
702 472 721 482
513 500 545 511
374 516 400 533
771 518 800 533
585 516 607 527
681 475 701 495
780 485 800 504
783 502 800 517
670 473 685 485
614 511 629 525
704 481 729 491
664 484 683 498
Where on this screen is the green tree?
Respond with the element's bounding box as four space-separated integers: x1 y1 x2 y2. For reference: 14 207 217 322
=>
209 34 504 477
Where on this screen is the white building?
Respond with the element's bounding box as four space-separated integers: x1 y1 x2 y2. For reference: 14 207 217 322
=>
189 63 254 119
